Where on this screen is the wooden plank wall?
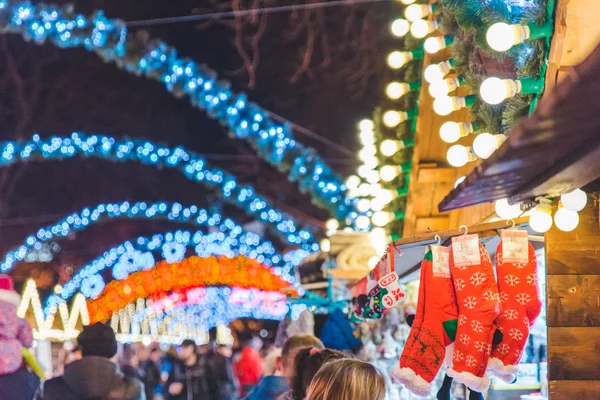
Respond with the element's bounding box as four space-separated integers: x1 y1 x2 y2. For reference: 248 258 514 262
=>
546 197 600 399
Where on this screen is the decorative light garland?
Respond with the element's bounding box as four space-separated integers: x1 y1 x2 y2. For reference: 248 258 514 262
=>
17 279 90 341
111 286 306 344
0 200 305 273
0 134 318 250
87 255 297 323
0 0 358 225
44 228 307 316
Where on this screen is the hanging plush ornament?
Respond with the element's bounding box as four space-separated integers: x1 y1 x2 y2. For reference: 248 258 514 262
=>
393 247 458 397
487 235 542 383
447 237 500 393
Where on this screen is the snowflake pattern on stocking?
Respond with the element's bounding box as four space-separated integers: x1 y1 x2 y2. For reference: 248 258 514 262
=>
454 278 466 291
459 333 471 345
464 296 478 309
483 290 498 302
498 343 510 355
503 309 519 320
509 328 524 341
526 273 538 286
515 261 528 269
516 293 531 305
470 272 486 286
471 320 484 333
458 315 468 326
479 246 491 264
465 355 477 367
513 349 522 359
505 274 520 287
474 341 487 353
454 350 464 362
523 316 530 326
499 292 510 303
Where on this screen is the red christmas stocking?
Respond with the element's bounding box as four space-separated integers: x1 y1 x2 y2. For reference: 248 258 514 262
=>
393 250 458 397
448 242 500 392
488 241 542 382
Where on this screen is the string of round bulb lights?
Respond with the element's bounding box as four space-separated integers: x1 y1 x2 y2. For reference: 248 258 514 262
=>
86 255 296 323
0 0 358 224
0 134 317 250
44 228 306 316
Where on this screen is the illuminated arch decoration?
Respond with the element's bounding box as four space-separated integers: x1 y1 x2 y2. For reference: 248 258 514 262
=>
109 286 306 344
1 200 302 273
86 255 297 323
0 1 358 225
0 134 318 251
17 279 90 341
44 229 307 316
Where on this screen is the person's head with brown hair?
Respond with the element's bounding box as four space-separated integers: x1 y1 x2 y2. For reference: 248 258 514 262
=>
306 359 386 400
290 348 346 400
277 334 324 379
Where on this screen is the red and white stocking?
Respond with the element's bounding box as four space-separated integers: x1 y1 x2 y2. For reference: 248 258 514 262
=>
448 242 500 392
488 241 542 382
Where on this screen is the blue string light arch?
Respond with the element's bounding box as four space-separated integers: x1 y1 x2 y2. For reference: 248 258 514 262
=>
0 0 360 226
0 200 306 273
0 134 319 250
44 227 308 316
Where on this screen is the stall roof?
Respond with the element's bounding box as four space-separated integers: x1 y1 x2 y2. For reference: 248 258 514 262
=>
439 44 600 212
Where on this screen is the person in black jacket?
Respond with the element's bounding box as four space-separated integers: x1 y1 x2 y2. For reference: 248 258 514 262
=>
166 340 221 400
206 344 238 400
36 323 144 400
140 348 162 400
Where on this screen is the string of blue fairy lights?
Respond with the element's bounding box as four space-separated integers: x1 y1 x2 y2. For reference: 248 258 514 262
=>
0 0 361 227
0 200 307 273
0 133 319 250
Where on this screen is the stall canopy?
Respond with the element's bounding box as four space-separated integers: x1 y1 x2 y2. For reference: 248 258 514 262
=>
438 44 600 212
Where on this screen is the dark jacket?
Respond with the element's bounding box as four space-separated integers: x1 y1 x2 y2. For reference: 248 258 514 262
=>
36 356 144 400
244 376 289 400
140 359 161 400
320 308 363 352
166 356 220 400
0 366 40 400
206 352 237 400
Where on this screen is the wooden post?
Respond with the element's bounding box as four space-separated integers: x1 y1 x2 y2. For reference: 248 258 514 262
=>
546 196 600 399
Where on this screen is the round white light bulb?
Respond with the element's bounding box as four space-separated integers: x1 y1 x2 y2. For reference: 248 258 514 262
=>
366 169 381 184
345 175 361 189
372 211 392 227
494 198 522 220
357 165 370 178
424 37 443 54
554 208 579 232
473 133 501 159
529 209 553 233
486 22 517 52
320 238 331 252
368 256 379 270
429 80 451 98
355 215 371 230
433 96 455 116
378 189 395 205
358 146 376 162
357 198 371 212
387 51 409 69
358 182 371 196
405 4 427 22
400 0 417 4
454 176 466 188
410 19 431 39
440 121 461 143
380 139 400 157
386 82 409 100
369 183 383 197
359 119 374 131
370 197 386 212
383 111 402 127
359 129 375 146
325 218 339 231
560 188 587 212
380 165 399 182
424 64 444 83
480 77 509 105
391 18 410 37
446 145 470 167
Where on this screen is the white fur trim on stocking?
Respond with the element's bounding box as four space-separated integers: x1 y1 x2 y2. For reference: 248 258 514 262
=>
487 357 519 376
447 368 490 392
0 289 21 306
495 371 517 384
392 366 431 397
444 342 454 369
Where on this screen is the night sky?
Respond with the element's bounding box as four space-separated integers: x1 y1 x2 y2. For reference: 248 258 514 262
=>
1 0 390 289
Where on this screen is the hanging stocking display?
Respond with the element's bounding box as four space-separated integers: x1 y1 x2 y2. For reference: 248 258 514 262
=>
393 247 458 397
487 235 542 382
448 236 500 392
